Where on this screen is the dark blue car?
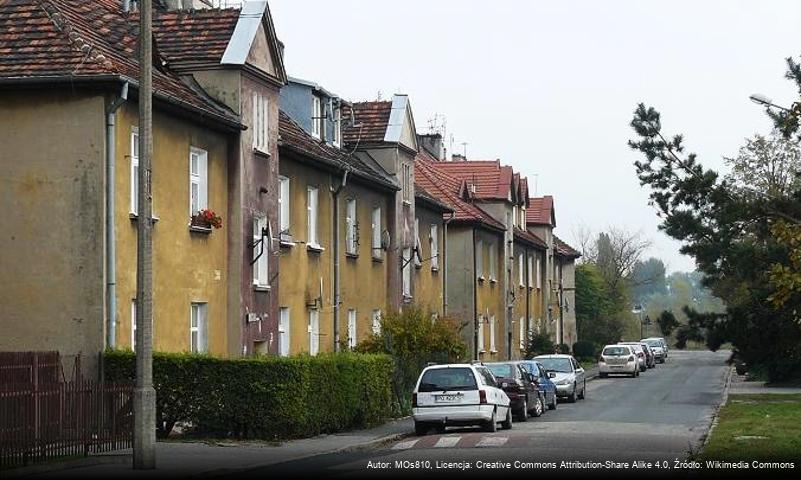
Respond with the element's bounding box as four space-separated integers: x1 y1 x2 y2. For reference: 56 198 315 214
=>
518 360 558 411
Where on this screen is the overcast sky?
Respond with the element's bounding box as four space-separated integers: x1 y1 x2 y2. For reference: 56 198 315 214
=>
268 0 801 273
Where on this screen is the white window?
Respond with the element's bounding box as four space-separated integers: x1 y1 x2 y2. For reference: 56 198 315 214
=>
252 92 269 152
311 96 322 139
190 303 208 353
131 299 137 349
189 147 208 217
414 218 422 268
430 224 439 270
512 206 518 229
536 257 542 289
520 207 526 228
333 106 342 147
518 253 525 286
488 242 497 280
489 315 497 352
307 186 319 247
478 316 485 353
253 215 269 287
347 309 357 349
372 309 382 335
130 130 139 215
402 163 412 203
527 255 534 287
402 247 412 297
346 198 357 255
519 317 526 350
476 239 484 279
371 207 382 259
308 309 319 355
279 307 290 357
279 176 290 233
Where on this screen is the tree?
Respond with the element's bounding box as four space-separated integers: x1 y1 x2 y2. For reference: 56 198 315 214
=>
656 310 679 337
724 132 801 199
628 94 801 380
575 263 625 348
630 257 668 301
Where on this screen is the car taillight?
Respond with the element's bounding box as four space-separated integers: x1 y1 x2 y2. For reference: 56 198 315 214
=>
412 393 418 408
598 356 605 363
479 389 487 404
628 355 635 362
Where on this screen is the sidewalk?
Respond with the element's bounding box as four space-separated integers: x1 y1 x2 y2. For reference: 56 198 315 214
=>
728 372 801 395
20 417 414 479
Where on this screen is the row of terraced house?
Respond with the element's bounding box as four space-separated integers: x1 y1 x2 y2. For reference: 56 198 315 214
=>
0 0 580 377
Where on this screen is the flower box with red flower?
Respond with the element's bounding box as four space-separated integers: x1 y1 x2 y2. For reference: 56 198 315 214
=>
190 209 222 232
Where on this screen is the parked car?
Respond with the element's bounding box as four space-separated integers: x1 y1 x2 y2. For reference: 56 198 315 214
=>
641 338 666 364
620 341 654 369
599 344 639 378
517 360 558 411
486 362 544 420
645 337 669 358
533 354 586 402
412 363 512 435
618 342 647 372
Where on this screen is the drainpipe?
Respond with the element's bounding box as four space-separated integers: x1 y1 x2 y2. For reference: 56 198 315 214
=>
525 246 531 354
105 81 129 349
442 212 454 315
472 229 479 361
332 170 348 352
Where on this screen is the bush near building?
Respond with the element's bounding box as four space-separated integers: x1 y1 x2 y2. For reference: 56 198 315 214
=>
103 350 393 440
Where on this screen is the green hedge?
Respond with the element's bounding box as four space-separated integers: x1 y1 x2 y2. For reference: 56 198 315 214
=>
103 350 394 439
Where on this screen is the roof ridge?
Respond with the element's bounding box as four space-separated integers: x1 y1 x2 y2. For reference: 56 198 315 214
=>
36 0 115 72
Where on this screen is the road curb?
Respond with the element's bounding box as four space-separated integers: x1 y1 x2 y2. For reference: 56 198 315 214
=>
2 453 131 478
699 364 734 451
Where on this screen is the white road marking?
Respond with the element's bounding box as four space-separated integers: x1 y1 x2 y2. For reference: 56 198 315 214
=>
476 436 508 447
392 439 419 450
433 436 461 448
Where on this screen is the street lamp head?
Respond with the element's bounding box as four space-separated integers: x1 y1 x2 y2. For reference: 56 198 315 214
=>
749 93 772 106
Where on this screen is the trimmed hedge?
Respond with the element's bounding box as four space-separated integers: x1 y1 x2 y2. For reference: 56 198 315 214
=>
103 350 394 439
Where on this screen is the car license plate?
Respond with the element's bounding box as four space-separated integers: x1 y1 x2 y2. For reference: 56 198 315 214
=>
435 394 462 403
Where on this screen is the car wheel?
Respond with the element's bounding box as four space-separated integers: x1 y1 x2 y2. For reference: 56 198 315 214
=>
579 381 586 400
519 399 529 422
532 396 544 417
568 384 577 403
484 409 497 433
501 407 513 430
414 421 428 436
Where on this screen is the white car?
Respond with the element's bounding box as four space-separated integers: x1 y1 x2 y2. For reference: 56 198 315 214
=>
533 354 586 402
647 337 669 358
598 344 639 378
618 342 647 372
412 363 512 435
641 338 666 363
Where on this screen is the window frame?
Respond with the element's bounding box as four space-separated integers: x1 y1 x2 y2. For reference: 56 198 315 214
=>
372 309 382 335
346 198 357 255
130 129 139 215
489 315 497 352
332 105 342 148
347 309 357 349
190 302 208 354
252 92 269 153
311 95 322 139
478 315 486 353
371 207 382 260
527 254 534 288
189 147 208 218
278 307 290 357
131 298 137 349
476 239 484 280
488 241 496 281
518 252 525 287
402 247 412 297
430 224 439 270
308 308 319 355
252 215 269 288
278 176 290 234
307 186 320 248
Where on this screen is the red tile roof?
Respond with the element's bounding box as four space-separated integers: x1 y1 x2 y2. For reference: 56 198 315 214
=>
434 160 514 201
527 196 555 226
153 7 240 66
415 150 505 231
514 228 547 249
0 0 238 126
278 110 397 190
340 100 392 146
554 235 581 258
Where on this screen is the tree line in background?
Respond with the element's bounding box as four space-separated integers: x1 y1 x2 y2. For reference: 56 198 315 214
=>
627 56 801 381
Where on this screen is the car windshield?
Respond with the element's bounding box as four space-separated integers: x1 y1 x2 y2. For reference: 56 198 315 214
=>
644 339 662 348
536 358 573 373
603 346 630 356
519 362 540 376
486 363 515 379
418 368 478 392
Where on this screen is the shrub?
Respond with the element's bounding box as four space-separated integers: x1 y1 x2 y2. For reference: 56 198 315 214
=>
103 349 393 439
355 307 468 415
525 332 555 358
557 343 571 354
572 340 598 360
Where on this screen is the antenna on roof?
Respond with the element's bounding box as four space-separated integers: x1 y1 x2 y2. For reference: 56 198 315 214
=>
376 90 383 101
461 142 468 159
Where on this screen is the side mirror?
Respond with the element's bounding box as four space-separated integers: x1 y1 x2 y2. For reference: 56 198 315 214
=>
547 371 556 379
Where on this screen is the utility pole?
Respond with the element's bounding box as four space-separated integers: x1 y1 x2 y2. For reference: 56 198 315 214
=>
134 0 156 470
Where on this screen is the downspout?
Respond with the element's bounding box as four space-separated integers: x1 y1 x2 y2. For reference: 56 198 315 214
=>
105 81 129 349
525 246 530 354
332 170 348 352
472 229 479 361
442 211 454 315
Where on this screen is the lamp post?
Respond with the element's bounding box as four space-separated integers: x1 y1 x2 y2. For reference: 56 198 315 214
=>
632 304 644 339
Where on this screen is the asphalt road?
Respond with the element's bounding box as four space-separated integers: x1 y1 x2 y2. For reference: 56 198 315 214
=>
238 349 730 479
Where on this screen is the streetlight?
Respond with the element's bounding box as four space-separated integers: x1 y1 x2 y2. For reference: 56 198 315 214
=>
749 93 792 112
632 304 644 339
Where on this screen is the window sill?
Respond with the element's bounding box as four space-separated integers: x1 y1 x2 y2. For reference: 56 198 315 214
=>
345 252 359 259
489 278 497 284
253 147 271 159
372 255 384 263
431 266 439 273
490 350 498 354
253 284 271 292
307 244 325 253
414 263 422 270
280 240 296 248
189 225 212 235
402 295 413 304
129 213 160 223
477 276 486 283
519 284 525 290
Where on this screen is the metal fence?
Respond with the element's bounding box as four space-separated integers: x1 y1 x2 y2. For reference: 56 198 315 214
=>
0 352 133 470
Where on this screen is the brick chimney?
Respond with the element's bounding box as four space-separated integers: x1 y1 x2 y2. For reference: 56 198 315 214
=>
417 133 444 160
451 153 467 162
